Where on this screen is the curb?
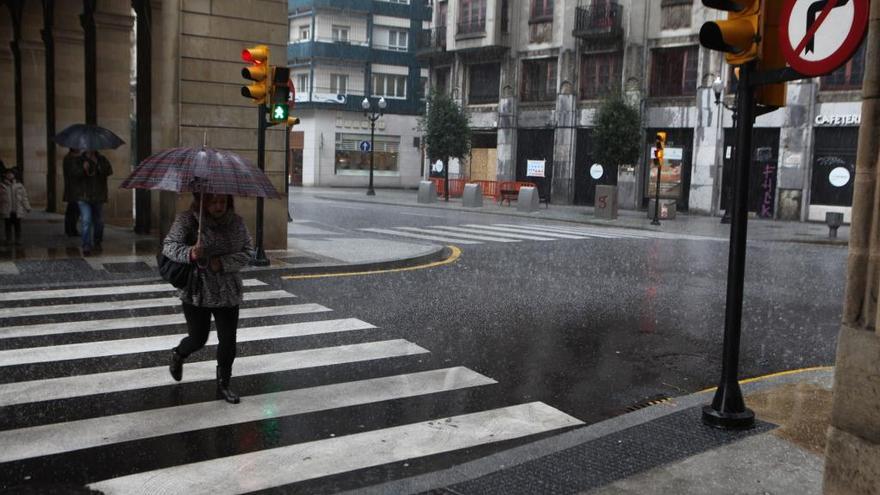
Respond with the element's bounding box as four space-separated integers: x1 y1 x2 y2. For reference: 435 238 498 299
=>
0 245 449 291
342 367 834 495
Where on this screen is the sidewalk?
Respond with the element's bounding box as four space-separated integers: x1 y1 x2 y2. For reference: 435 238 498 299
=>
351 367 833 495
0 210 445 288
298 186 850 246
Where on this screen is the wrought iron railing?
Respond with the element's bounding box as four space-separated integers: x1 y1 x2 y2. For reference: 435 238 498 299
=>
457 18 486 36
416 27 447 52
574 0 623 38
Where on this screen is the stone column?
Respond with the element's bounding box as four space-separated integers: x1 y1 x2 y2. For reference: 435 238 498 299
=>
496 92 517 181
551 84 575 204
822 2 880 494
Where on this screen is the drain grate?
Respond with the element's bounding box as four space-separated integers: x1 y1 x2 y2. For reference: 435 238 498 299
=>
625 395 671 413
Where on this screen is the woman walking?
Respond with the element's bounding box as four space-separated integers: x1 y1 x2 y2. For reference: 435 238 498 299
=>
163 193 254 404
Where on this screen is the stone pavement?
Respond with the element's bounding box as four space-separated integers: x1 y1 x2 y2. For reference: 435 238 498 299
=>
299 186 850 246
349 368 834 495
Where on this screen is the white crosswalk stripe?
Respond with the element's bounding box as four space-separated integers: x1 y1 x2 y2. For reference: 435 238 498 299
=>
0 279 583 493
360 222 692 245
0 290 294 319
89 403 581 495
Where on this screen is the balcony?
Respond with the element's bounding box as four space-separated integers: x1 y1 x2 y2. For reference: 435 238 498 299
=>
416 27 447 57
573 0 623 40
290 0 372 12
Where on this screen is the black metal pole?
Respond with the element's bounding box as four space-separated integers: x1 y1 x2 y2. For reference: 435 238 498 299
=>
285 126 292 222
42 0 57 212
720 97 738 224
650 154 662 225
8 0 24 173
702 61 756 430
251 105 270 266
133 0 152 234
367 116 376 196
81 0 98 126
444 155 450 202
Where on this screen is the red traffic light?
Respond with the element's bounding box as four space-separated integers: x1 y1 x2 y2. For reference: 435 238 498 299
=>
241 45 268 64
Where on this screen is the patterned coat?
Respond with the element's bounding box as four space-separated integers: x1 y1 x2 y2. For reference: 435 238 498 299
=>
162 208 254 308
0 182 31 218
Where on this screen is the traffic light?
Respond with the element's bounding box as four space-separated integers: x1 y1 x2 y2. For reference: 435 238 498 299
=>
269 67 291 123
755 0 786 107
241 45 269 104
699 0 762 65
655 132 667 162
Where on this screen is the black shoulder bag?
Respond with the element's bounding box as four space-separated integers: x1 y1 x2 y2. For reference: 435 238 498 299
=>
157 253 194 289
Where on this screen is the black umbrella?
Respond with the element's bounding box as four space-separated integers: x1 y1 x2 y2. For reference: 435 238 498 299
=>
54 124 125 151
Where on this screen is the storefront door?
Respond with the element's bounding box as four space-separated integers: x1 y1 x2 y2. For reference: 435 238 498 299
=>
721 128 780 217
809 127 858 218
516 129 555 198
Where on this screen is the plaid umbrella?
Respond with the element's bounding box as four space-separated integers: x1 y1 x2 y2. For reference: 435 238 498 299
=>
120 147 281 199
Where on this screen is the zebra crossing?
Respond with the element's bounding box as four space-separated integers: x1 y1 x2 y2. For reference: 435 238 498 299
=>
362 222 719 245
0 278 582 493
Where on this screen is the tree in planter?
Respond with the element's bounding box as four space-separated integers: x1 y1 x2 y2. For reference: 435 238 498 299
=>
420 91 471 201
591 92 640 199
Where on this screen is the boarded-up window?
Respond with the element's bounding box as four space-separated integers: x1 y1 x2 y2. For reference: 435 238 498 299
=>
650 46 698 97
661 0 691 30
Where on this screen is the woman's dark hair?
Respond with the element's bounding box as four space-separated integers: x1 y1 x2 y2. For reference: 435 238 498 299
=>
191 193 235 213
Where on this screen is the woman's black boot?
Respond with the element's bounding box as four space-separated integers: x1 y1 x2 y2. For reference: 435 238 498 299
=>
216 366 240 404
169 349 184 382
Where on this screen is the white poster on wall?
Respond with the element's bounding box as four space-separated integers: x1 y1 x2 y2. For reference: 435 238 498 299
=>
527 160 546 178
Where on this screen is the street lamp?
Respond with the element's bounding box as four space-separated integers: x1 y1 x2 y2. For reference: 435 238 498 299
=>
361 96 387 196
713 76 738 224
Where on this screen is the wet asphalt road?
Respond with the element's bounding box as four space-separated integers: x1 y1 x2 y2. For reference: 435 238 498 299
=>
286 195 847 423
0 195 848 494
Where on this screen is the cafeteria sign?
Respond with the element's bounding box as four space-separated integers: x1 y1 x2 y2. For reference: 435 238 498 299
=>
527 160 546 178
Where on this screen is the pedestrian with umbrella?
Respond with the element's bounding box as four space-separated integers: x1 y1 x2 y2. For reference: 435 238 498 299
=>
121 146 280 404
55 124 125 254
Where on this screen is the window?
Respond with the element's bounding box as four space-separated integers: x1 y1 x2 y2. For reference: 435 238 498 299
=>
821 41 866 91
661 0 691 30
649 46 698 97
458 0 486 35
420 76 428 99
435 67 451 95
468 63 501 104
521 58 557 102
332 25 350 43
335 133 400 175
330 74 348 94
373 73 408 99
297 74 310 95
299 25 311 41
388 29 409 51
531 0 553 20
580 51 622 99
500 0 510 33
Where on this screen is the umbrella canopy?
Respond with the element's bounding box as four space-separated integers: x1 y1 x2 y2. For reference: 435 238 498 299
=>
54 124 125 151
120 147 281 199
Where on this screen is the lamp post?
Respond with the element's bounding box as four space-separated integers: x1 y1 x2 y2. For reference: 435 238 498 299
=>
713 76 738 224
361 96 387 196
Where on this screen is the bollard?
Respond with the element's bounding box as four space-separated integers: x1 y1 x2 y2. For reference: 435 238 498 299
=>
825 212 844 239
517 187 540 212
595 185 618 220
462 183 483 207
418 180 437 204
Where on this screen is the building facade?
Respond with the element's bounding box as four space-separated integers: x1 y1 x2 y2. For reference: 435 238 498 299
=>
0 0 291 249
419 0 866 222
287 0 430 189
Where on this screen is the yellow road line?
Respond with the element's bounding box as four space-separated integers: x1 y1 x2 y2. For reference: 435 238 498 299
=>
698 365 834 394
282 245 462 280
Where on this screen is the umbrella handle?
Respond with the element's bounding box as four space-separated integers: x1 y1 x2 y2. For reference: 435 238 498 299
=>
197 191 204 246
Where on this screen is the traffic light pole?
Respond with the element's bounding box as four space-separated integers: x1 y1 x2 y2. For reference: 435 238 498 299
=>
651 155 662 226
251 104 270 267
702 60 756 430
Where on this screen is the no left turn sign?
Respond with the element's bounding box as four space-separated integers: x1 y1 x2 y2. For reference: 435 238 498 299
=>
779 0 868 76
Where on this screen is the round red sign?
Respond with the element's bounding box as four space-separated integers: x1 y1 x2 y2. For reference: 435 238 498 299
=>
779 0 868 76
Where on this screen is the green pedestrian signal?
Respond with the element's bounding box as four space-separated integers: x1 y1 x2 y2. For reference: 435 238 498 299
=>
271 103 288 122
